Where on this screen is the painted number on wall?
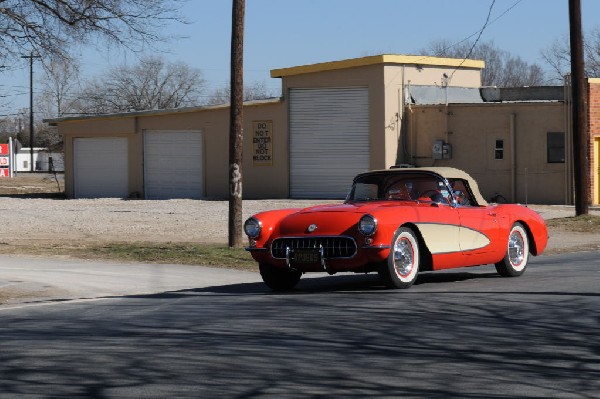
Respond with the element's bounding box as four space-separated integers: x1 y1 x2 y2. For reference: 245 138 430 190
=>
252 121 273 166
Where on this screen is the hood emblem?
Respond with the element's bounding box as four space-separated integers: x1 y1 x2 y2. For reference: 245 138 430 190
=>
307 224 318 233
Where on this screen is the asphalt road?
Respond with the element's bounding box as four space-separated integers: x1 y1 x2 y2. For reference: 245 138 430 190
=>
0 252 599 398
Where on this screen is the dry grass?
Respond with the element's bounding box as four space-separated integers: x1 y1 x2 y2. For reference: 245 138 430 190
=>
546 214 600 233
0 240 257 269
0 173 64 197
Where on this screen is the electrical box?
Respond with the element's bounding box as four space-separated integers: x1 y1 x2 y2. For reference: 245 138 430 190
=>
432 140 452 160
432 140 444 159
442 142 452 159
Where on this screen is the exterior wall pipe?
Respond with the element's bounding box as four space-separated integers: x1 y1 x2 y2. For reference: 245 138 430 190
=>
406 80 416 164
510 113 516 202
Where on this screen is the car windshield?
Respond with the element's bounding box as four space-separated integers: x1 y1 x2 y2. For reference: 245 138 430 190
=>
346 172 453 204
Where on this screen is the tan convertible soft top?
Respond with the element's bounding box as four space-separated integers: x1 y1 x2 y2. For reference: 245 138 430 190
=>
357 167 489 206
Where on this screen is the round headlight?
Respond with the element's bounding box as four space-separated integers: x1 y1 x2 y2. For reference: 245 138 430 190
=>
244 217 262 238
358 214 378 236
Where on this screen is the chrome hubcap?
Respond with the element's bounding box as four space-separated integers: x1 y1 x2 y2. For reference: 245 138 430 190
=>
508 230 525 266
393 237 413 277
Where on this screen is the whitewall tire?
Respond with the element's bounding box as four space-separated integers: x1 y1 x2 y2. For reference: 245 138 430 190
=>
495 222 529 277
379 227 420 289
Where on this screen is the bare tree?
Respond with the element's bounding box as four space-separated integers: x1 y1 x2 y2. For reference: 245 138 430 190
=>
421 40 547 87
75 56 206 113
38 57 81 117
0 114 23 143
0 0 186 65
205 81 279 106
542 28 600 82
541 36 571 82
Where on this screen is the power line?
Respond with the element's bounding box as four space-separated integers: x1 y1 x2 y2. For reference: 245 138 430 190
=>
445 0 525 53
449 0 497 80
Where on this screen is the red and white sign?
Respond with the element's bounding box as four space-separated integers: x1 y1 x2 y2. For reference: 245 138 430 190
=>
0 168 8 177
0 144 8 155
0 156 8 166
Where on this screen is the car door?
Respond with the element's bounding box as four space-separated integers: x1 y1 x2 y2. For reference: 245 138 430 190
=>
456 205 503 265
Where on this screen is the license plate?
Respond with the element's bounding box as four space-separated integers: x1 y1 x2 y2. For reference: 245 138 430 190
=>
293 249 321 264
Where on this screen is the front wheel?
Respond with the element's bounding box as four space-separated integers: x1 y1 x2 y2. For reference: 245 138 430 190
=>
495 223 529 277
259 263 302 291
378 227 420 289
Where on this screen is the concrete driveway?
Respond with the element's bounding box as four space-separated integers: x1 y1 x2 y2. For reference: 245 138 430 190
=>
0 256 261 309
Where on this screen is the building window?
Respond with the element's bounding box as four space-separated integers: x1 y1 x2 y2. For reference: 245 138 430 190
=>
547 132 565 163
494 139 504 160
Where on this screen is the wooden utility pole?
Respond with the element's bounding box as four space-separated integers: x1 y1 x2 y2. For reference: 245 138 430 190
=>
569 0 589 215
228 0 245 247
21 52 41 172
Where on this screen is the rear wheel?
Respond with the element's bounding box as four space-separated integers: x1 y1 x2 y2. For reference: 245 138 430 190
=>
259 263 302 291
378 227 420 289
495 223 529 277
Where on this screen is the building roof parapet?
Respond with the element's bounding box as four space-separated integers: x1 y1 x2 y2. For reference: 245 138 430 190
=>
270 54 485 78
45 97 283 125
481 86 564 102
409 85 483 104
408 85 566 105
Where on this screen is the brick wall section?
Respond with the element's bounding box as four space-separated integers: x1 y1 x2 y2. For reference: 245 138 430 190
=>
588 79 600 203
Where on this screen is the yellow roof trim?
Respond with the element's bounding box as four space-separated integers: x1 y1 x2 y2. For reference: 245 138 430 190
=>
270 54 485 78
589 78 600 84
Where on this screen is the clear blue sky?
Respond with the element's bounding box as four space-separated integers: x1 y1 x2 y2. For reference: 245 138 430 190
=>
2 0 600 116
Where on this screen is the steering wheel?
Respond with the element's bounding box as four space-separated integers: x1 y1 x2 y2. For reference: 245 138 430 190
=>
418 189 449 204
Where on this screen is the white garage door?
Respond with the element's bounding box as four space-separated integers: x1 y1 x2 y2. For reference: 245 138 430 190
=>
289 87 369 198
74 137 128 198
144 131 203 199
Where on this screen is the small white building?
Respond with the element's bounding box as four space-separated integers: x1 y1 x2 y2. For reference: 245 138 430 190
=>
16 147 64 172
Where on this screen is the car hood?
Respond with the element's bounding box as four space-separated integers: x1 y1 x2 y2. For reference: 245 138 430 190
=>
299 202 401 214
276 201 406 236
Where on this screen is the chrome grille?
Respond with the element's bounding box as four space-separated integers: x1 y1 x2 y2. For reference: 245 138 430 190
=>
271 236 357 259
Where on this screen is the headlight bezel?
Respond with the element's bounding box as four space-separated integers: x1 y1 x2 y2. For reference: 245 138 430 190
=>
358 214 378 236
244 217 262 239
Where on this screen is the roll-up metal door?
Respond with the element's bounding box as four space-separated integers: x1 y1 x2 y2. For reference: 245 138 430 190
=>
144 131 203 199
289 87 369 198
73 137 128 198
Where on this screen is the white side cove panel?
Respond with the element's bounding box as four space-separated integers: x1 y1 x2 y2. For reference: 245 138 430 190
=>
289 87 369 198
73 137 128 198
415 223 491 254
144 130 203 199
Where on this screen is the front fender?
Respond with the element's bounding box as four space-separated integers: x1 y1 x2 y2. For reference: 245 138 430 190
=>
496 205 548 256
247 208 301 249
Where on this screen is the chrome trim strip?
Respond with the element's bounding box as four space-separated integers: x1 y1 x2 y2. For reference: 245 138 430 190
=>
361 244 391 249
271 235 357 259
285 246 291 268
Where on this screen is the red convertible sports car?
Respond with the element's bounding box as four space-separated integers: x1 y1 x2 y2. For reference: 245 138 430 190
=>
245 167 548 290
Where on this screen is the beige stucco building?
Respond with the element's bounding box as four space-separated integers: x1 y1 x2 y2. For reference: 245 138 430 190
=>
47 54 599 205
408 100 568 204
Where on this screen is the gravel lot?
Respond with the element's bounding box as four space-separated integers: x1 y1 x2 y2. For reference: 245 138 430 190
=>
0 197 336 245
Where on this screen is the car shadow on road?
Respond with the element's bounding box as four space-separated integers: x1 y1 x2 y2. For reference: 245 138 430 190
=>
124 269 501 299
